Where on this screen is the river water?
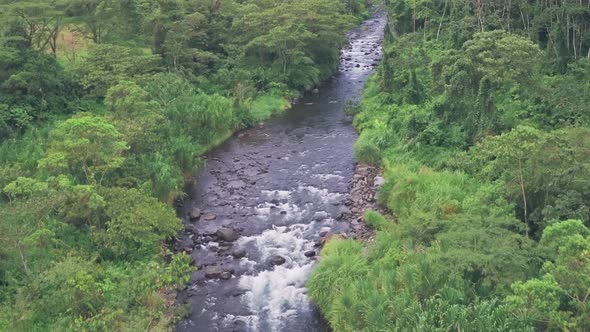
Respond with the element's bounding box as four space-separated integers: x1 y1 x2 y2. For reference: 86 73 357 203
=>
175 11 386 332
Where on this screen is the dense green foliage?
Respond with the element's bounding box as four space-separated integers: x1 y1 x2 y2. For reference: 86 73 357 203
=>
0 0 369 329
309 1 590 330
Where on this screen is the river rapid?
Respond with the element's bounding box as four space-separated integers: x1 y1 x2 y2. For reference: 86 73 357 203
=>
175 11 386 332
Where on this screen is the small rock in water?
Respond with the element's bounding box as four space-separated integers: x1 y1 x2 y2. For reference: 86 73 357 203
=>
270 255 286 266
304 250 316 258
190 207 201 219
202 213 217 220
216 228 239 242
232 249 246 259
184 224 197 234
280 210 287 215
220 271 232 280
205 266 224 279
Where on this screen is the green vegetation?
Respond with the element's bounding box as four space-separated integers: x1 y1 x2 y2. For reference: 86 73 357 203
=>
0 0 369 329
309 1 590 330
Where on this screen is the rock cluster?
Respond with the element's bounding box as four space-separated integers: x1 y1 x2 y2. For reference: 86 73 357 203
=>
347 163 385 240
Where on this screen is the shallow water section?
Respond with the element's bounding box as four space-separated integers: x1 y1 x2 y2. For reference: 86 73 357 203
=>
175 12 386 332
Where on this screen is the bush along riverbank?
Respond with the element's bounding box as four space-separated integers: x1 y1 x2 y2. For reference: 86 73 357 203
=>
309 1 590 330
0 0 371 329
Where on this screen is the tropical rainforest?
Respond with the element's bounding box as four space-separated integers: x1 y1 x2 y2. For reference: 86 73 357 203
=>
1 0 589 330
308 0 590 331
0 0 368 330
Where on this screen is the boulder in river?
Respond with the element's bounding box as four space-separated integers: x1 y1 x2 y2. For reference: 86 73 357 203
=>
202 213 217 221
232 249 246 259
216 228 239 242
184 224 198 234
304 250 316 258
220 271 232 280
270 255 286 266
190 207 201 219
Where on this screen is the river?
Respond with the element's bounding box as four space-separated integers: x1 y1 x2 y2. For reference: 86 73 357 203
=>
175 11 386 332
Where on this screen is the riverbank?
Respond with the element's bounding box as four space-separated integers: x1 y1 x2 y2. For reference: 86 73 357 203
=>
346 163 385 240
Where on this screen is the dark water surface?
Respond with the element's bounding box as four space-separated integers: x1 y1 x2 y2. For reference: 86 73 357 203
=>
176 12 386 332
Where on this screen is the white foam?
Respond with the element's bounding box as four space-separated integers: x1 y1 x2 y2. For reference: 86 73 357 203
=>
239 257 257 271
222 314 259 331
253 202 304 220
237 225 316 331
261 190 292 200
311 173 345 181
297 185 343 204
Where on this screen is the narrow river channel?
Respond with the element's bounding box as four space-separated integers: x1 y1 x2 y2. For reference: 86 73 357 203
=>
176 11 386 332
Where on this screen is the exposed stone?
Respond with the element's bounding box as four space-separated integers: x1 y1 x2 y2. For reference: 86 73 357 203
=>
232 249 247 259
190 207 201 219
202 213 217 221
184 224 197 234
205 266 223 279
216 228 239 242
220 272 232 280
304 250 316 258
270 255 286 266
336 206 351 220
374 176 385 187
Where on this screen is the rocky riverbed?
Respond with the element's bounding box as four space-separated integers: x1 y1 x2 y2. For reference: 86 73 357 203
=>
174 10 387 332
